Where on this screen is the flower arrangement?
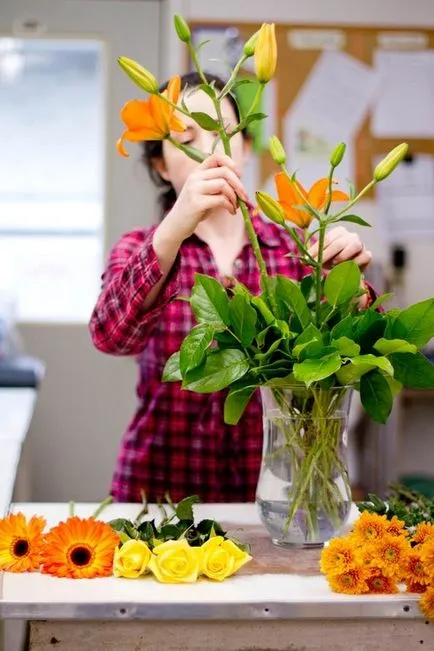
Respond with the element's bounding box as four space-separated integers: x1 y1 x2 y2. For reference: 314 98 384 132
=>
320 510 434 620
116 16 434 545
0 496 251 583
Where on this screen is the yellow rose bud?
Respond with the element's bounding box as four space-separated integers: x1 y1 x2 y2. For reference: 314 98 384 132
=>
200 536 252 581
269 135 286 165
148 539 202 584
330 142 346 168
374 143 409 182
254 23 277 83
256 191 285 226
118 57 159 94
174 15 191 43
243 30 259 57
113 539 151 579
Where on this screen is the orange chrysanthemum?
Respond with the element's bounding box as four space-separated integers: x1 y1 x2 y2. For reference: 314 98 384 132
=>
365 569 399 594
40 517 120 579
349 511 388 543
420 537 434 582
274 173 349 228
404 550 431 586
320 537 359 576
412 522 434 546
407 582 428 594
385 516 408 538
374 534 410 579
0 512 46 572
419 587 434 620
117 76 186 157
326 566 369 595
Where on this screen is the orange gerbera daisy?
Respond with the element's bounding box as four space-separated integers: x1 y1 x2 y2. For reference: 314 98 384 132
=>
117 76 186 157
374 534 410 579
404 550 431 587
412 522 434 546
320 537 359 576
41 516 120 579
0 512 46 572
326 566 369 595
385 516 408 538
419 587 434 620
366 569 399 594
274 173 349 228
349 511 388 543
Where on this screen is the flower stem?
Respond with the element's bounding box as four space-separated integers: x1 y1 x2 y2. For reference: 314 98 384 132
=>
219 55 248 98
332 180 376 220
68 501 75 517
315 222 327 327
92 496 113 520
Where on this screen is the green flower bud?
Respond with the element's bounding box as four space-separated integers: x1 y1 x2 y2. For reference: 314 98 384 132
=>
269 135 286 165
118 57 159 94
374 143 409 182
256 191 285 226
330 142 346 168
174 15 191 43
243 31 259 57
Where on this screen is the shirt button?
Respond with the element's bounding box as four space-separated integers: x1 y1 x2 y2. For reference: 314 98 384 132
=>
234 259 243 270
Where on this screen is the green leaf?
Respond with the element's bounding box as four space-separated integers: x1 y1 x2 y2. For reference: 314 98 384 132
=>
336 354 393 384
299 343 337 362
389 298 434 348
373 338 417 356
358 317 387 353
180 324 215 374
255 325 273 348
334 214 371 227
294 323 323 347
332 336 360 357
224 385 256 425
228 293 257 346
300 274 315 302
385 375 403 397
254 337 284 361
182 349 249 393
190 274 230 328
176 495 200 521
231 79 255 90
162 351 182 382
390 352 434 389
370 292 393 310
324 261 361 307
293 352 342 386
190 111 220 131
330 315 354 340
244 112 267 125
275 275 311 329
353 310 383 341
360 371 393 424
197 82 216 97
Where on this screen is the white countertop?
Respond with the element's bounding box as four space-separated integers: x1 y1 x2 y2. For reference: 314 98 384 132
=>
0 502 421 621
0 388 37 517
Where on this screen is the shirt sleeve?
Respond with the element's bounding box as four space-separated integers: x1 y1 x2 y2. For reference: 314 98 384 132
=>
89 226 180 355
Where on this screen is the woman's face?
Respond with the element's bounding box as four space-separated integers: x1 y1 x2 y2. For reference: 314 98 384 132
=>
157 89 249 195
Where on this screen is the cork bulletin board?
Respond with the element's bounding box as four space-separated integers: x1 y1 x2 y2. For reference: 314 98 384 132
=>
187 22 434 224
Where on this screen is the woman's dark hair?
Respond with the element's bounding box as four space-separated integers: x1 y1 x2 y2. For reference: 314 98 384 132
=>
141 71 247 218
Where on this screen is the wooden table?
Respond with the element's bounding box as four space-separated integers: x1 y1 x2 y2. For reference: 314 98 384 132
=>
1 502 433 651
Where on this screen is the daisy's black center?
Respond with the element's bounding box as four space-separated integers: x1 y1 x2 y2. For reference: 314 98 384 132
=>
70 545 92 567
13 539 29 557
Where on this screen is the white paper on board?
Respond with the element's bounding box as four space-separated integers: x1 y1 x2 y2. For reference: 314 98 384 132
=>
371 50 434 138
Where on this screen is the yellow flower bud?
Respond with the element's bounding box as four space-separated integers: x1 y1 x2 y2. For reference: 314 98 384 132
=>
254 23 277 83
243 30 259 57
173 14 191 43
113 539 151 579
269 135 286 165
200 536 252 581
118 57 159 94
148 539 202 584
256 191 285 226
374 143 409 182
330 143 346 168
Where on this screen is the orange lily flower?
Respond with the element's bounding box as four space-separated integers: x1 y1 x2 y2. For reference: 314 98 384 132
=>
274 173 349 228
117 76 186 157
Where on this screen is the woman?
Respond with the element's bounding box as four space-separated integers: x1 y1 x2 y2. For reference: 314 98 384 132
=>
89 72 373 503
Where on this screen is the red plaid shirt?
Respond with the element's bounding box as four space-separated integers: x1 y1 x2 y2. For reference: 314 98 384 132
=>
89 215 308 503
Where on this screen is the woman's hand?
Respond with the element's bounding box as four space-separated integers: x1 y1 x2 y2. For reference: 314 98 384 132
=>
308 226 372 271
161 153 249 245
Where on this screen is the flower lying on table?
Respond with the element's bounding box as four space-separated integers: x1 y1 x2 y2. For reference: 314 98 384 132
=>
0 495 252 583
320 508 434 619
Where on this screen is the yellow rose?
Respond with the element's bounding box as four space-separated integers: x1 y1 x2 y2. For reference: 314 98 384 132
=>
113 539 151 579
148 539 202 584
200 536 252 581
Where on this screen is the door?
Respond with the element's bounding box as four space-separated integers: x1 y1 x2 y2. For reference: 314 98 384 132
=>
0 0 161 501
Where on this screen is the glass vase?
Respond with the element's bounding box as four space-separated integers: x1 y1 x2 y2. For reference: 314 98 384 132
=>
256 385 353 548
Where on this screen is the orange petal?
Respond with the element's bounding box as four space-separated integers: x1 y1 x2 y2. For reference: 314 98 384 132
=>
307 178 329 209
275 173 304 206
280 201 311 228
120 100 155 131
170 114 187 133
167 76 181 103
116 136 129 157
330 189 350 203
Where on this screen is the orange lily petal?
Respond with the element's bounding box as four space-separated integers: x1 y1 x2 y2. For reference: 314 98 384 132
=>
120 100 156 131
330 189 350 203
279 201 311 228
275 173 305 205
116 137 129 157
307 178 329 209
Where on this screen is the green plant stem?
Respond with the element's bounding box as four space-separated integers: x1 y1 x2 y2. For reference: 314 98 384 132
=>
280 222 319 269
247 82 264 117
92 496 113 520
166 136 207 162
323 165 335 216
188 42 209 86
219 55 248 98
315 222 327 328
333 180 376 220
68 501 75 517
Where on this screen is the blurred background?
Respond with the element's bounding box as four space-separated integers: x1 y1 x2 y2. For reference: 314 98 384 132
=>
1 0 434 505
